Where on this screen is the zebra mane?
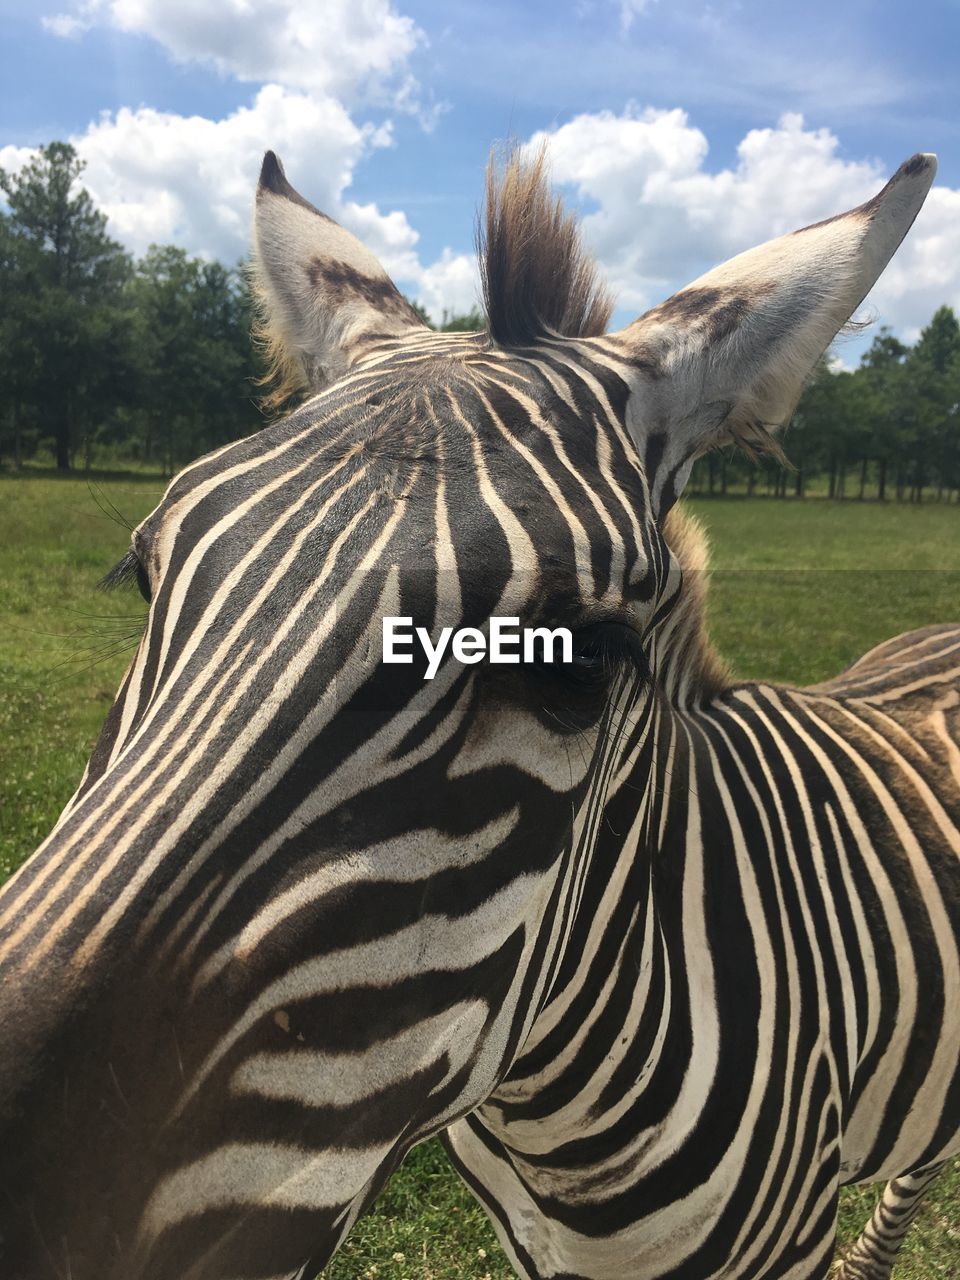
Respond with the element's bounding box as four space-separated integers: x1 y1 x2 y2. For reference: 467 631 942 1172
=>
657 506 731 703
480 145 615 346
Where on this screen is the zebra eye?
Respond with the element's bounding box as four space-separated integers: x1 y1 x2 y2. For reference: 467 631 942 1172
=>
529 623 649 689
523 622 648 736
562 623 649 688
134 559 153 605
100 548 153 605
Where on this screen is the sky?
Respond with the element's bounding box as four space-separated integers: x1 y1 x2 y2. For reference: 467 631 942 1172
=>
1 0 959 362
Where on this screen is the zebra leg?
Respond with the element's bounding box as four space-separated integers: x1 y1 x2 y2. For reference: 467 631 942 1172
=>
834 1161 947 1279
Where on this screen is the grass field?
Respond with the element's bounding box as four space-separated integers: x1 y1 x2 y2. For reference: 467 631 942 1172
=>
0 470 958 1277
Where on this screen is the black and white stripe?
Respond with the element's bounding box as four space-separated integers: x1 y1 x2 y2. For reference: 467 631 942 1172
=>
0 146 954 1280
445 623 960 1279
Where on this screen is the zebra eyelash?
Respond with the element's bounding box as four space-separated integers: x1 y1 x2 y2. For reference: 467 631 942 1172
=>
99 549 152 604
99 549 140 592
526 623 651 694
566 623 651 683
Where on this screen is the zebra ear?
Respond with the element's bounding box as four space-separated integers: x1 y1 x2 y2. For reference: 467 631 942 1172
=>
608 154 937 516
252 151 427 395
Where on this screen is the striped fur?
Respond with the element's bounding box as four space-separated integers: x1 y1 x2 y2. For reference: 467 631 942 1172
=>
0 150 954 1280
446 620 960 1278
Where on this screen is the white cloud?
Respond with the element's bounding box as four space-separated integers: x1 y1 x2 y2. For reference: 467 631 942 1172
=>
867 185 960 342
0 144 36 176
41 0 423 107
6 72 953 338
525 107 960 341
618 0 656 31
3 86 408 264
413 248 481 322
40 11 88 37
22 0 467 317
0 85 474 325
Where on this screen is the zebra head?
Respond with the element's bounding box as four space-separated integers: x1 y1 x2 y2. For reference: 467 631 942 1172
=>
0 148 935 1280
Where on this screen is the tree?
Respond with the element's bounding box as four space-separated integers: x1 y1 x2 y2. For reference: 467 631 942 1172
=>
0 143 132 469
789 360 859 498
406 299 431 326
438 307 484 332
906 307 960 501
0 213 40 467
858 328 909 500
402 297 484 333
1 143 955 495
130 247 263 472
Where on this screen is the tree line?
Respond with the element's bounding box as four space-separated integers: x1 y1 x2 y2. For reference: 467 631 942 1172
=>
0 143 264 473
0 142 482 475
689 309 960 502
1 141 957 500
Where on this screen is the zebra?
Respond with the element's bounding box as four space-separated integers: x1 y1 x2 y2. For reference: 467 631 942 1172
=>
0 142 956 1280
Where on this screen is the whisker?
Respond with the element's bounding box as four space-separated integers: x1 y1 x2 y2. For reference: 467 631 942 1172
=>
27 1205 65 1280
86 480 134 533
108 1061 133 1117
40 639 143 690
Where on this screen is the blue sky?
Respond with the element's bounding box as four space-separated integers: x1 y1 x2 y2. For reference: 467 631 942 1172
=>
2 0 958 353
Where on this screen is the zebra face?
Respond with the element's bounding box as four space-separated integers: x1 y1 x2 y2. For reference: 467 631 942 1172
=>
0 353 663 1280
0 343 673 1279
0 148 935 1280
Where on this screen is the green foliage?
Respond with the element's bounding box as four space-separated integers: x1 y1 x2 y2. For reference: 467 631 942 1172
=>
0 145 486 476
688 498 960 684
126 247 263 470
407 298 432 325
0 143 268 473
323 1142 508 1279
0 142 134 470
0 470 162 880
403 295 484 333
437 307 484 332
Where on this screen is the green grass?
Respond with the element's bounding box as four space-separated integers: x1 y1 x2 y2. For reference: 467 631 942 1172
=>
688 496 960 687
0 471 166 880
0 472 957 1278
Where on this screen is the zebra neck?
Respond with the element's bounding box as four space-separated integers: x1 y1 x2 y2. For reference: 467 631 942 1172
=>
479 691 704 1152
452 630 960 1275
459 688 775 1254
475 678 821 1178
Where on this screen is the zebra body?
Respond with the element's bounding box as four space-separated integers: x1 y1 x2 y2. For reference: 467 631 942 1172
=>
0 145 956 1280
447 613 960 1278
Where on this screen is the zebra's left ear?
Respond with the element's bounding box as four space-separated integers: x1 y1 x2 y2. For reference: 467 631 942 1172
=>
606 154 937 516
252 151 428 396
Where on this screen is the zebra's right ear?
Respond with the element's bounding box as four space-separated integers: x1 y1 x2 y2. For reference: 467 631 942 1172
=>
252 151 428 397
